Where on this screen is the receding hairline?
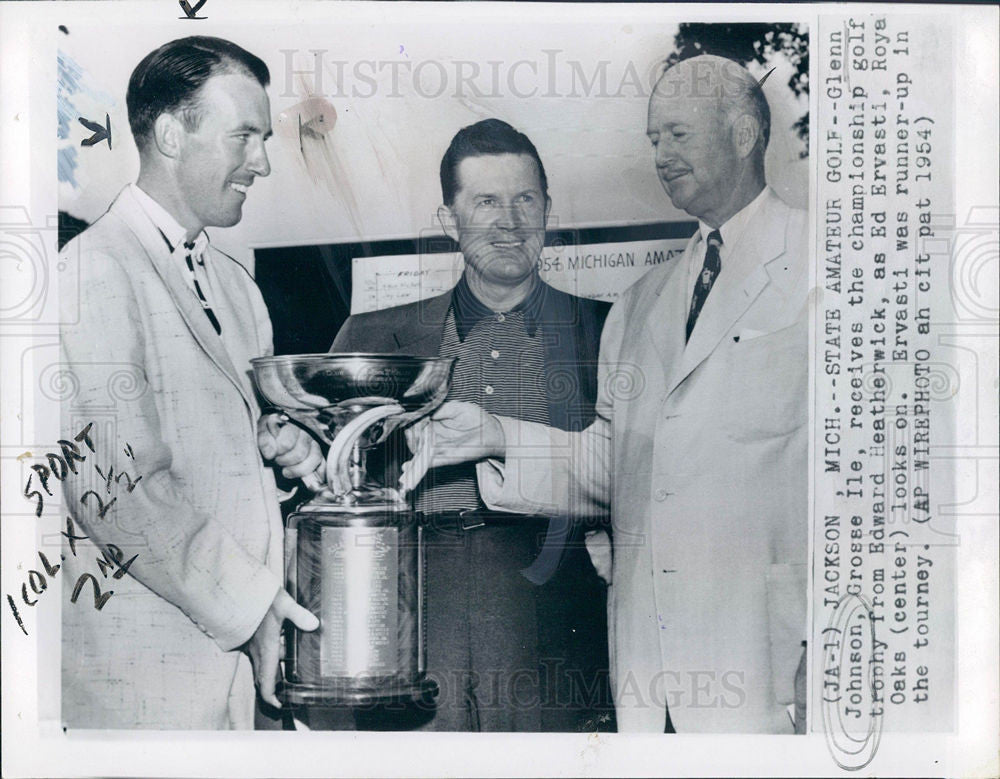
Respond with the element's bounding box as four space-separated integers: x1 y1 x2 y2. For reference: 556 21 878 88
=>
648 55 771 148
170 62 269 126
651 55 760 100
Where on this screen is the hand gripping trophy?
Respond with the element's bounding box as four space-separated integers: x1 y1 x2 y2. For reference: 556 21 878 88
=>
251 353 455 708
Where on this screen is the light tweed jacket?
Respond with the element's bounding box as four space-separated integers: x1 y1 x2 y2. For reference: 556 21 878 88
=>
58 186 283 729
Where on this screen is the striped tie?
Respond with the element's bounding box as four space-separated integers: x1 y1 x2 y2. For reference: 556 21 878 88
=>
685 229 722 341
181 240 222 335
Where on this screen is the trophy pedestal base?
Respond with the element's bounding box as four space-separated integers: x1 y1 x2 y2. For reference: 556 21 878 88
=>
278 677 439 709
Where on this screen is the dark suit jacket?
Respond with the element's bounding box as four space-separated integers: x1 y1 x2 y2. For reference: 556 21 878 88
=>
331 280 616 731
332 282 610 433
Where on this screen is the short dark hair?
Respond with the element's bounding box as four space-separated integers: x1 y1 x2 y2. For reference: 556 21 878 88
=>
126 36 270 152
439 119 549 206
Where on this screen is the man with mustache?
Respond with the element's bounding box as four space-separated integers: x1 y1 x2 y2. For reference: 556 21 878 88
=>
58 36 316 729
402 55 810 733
266 119 615 732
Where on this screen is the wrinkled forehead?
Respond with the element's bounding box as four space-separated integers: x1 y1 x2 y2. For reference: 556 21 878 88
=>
646 90 725 130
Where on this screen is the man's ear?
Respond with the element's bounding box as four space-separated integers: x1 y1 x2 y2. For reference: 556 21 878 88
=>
544 195 552 226
731 113 760 159
152 112 184 159
437 204 459 242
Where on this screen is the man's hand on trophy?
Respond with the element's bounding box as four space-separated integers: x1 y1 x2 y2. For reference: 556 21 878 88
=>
257 413 325 483
399 401 506 492
247 588 319 709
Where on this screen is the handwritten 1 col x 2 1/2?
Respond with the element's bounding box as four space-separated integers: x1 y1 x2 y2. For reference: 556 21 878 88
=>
8 423 142 636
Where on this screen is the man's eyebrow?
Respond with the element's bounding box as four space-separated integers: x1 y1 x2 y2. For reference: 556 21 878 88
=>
232 122 269 135
650 121 690 131
472 188 540 199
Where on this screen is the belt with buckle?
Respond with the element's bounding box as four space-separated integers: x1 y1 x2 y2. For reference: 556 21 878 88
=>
424 508 544 532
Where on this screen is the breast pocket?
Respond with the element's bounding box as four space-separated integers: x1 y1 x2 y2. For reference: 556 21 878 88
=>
724 321 807 442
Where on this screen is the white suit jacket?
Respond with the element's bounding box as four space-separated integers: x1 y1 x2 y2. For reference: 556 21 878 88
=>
480 188 809 733
58 186 283 729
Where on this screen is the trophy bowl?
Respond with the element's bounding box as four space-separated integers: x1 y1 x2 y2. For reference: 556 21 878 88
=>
251 353 455 435
250 353 455 709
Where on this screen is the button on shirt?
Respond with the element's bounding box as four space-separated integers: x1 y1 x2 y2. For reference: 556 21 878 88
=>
414 277 551 513
684 187 770 326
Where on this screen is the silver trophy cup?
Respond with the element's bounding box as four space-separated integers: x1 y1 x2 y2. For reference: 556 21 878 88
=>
251 353 455 708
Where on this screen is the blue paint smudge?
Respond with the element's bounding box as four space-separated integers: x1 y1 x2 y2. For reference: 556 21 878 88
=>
58 146 78 185
57 49 115 188
57 50 83 141
58 49 83 187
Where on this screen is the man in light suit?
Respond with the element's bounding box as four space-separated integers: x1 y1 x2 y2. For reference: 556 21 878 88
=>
402 54 810 733
58 36 316 729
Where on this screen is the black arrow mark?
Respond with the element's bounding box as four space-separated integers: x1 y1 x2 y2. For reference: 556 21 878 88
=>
79 114 112 150
756 68 776 89
178 0 208 19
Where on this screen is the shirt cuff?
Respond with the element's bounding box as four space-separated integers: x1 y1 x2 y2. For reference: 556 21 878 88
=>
476 415 563 515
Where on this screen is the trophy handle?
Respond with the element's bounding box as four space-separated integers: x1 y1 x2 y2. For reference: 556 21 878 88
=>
325 403 405 495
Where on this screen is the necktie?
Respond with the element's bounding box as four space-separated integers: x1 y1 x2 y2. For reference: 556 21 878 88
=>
685 229 722 341
180 239 222 335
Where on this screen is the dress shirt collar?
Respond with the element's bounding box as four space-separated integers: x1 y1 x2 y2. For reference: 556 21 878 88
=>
697 186 769 254
451 273 546 341
129 183 208 255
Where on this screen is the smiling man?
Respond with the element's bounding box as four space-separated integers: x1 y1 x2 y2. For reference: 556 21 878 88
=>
268 119 615 731
58 36 316 729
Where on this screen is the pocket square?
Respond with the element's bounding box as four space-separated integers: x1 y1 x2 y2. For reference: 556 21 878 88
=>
734 328 769 343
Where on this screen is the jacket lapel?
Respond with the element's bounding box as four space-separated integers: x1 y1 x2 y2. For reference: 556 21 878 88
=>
206 249 262 401
109 187 253 409
642 237 692 394
666 189 790 398
537 286 594 431
388 293 452 357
